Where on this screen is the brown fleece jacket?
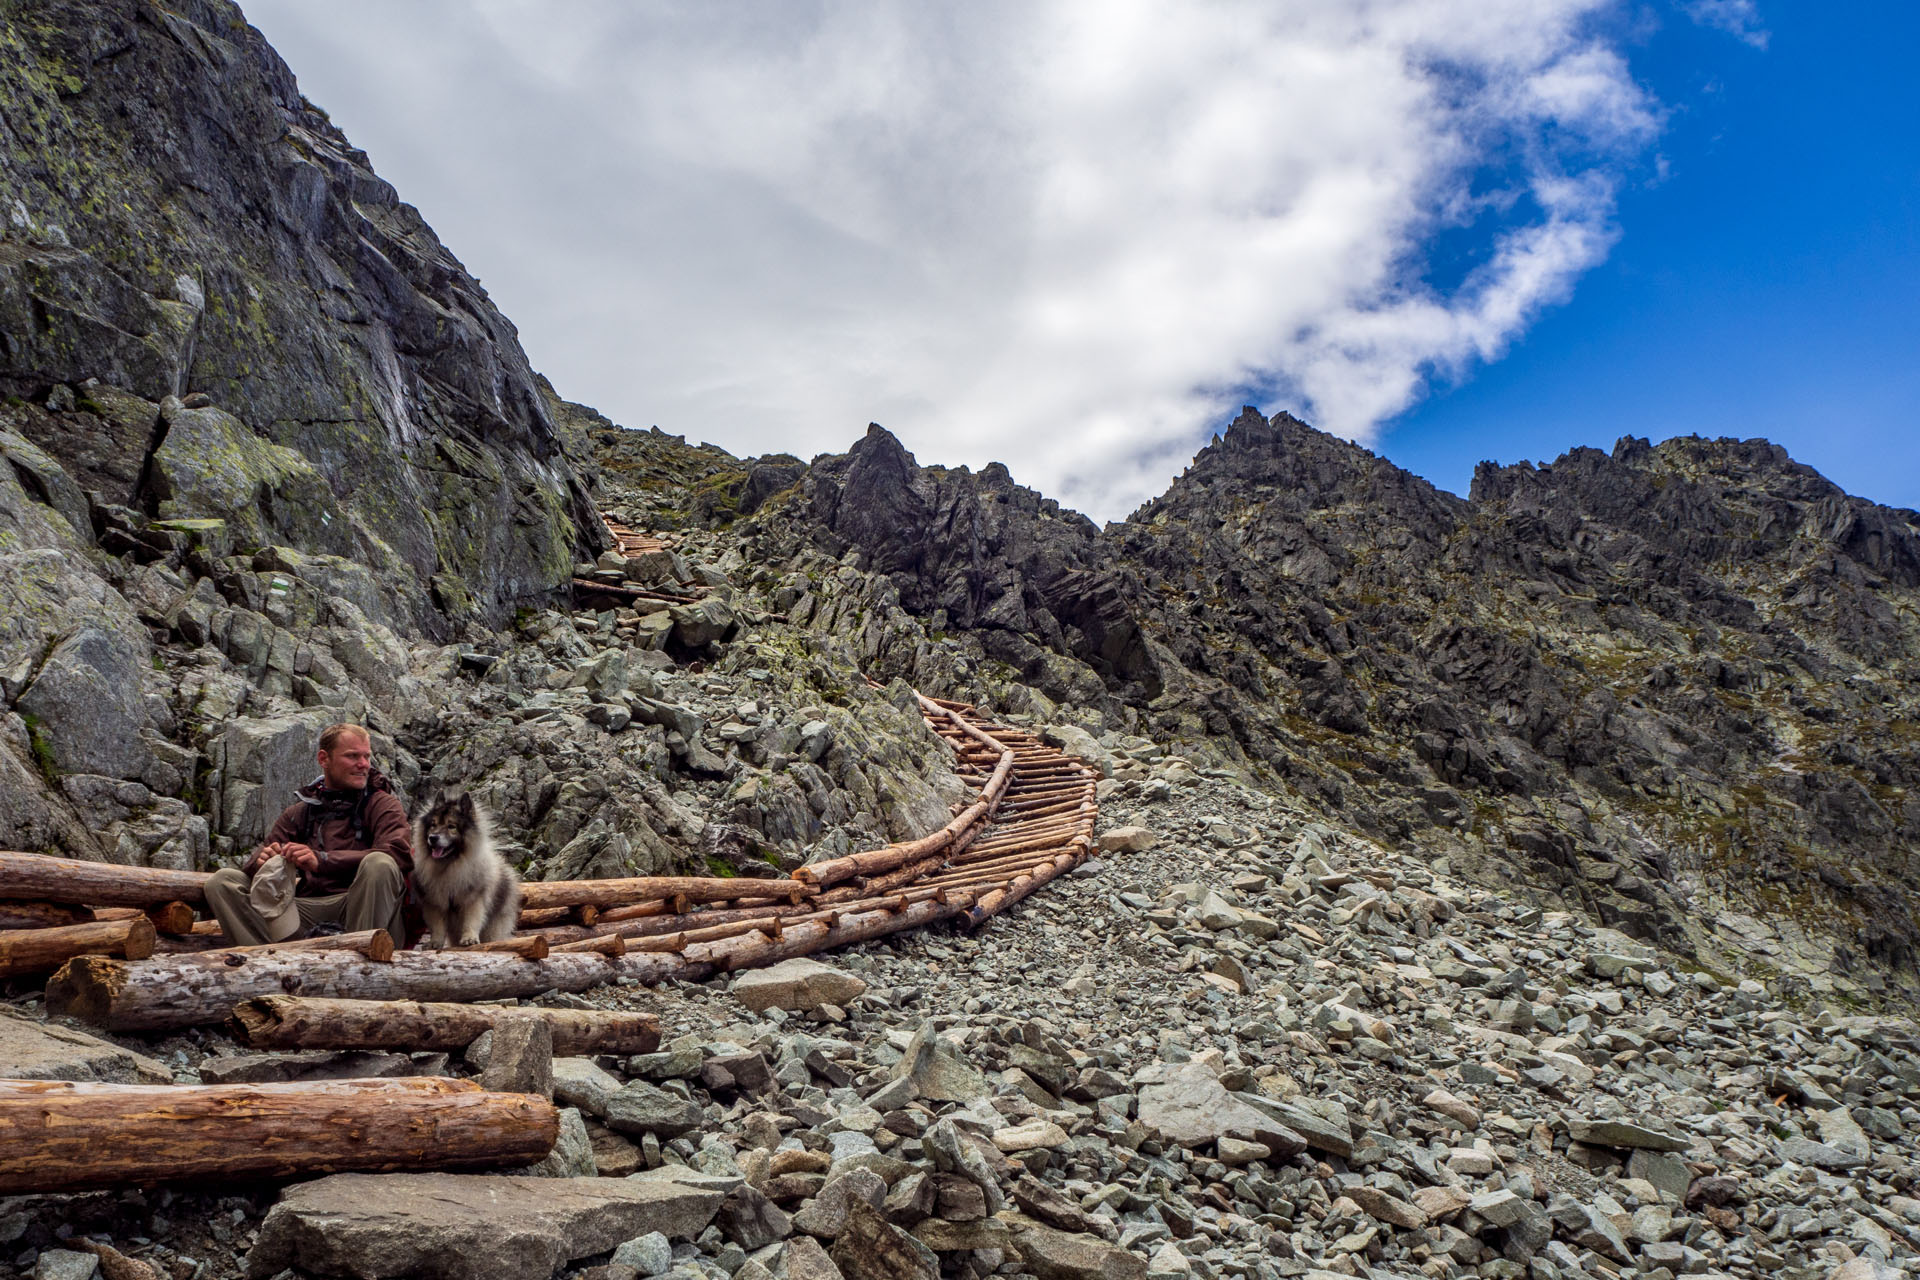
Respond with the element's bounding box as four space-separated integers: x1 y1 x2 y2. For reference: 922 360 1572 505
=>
254 771 414 895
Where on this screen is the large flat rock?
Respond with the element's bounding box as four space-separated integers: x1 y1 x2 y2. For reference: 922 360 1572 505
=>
245 1173 724 1280
0 1009 170 1083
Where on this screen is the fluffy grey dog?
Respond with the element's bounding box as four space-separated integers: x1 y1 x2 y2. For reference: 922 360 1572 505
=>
411 791 520 947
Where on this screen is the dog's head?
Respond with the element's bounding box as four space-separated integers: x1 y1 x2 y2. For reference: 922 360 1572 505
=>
418 791 479 862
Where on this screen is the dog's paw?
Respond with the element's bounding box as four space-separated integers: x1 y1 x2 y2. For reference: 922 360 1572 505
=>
457 933 481 948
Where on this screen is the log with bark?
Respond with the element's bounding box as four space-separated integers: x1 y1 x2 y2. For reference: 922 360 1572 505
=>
0 1077 557 1194
48 948 703 1032
168 929 396 966
0 851 210 907
230 995 661 1055
0 917 156 979
518 875 806 911
0 902 92 930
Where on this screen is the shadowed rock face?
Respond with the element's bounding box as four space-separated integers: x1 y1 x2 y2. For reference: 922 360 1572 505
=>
0 0 598 630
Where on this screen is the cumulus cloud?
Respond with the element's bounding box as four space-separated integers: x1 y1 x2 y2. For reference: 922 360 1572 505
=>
1682 1 1771 49
244 0 1660 520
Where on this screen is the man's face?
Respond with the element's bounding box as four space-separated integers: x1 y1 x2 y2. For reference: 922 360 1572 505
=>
318 734 373 791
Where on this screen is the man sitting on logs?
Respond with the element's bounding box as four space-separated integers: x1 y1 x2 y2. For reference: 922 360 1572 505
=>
204 724 414 947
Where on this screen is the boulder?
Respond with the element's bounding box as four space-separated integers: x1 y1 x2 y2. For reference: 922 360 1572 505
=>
1135 1063 1300 1154
731 958 868 1013
1007 1216 1148 1280
16 626 154 780
891 1022 990 1104
0 1008 170 1083
1096 826 1156 853
245 1174 723 1280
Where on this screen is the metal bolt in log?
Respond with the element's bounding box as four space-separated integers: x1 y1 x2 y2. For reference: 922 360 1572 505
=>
0 1077 557 1194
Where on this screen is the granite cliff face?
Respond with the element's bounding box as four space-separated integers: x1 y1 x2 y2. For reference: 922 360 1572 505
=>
700 413 1920 1003
0 0 600 630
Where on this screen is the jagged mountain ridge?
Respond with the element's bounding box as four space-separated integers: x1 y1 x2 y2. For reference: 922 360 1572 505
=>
626 410 1919 1001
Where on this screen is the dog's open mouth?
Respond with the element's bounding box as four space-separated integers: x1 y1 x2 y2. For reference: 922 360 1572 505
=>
428 839 455 859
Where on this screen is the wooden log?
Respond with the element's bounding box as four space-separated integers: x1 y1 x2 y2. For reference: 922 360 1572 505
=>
171 929 395 966
518 875 806 911
966 838 1092 927
0 850 211 907
0 902 92 930
550 933 625 956
517 903 599 928
448 935 550 960
95 902 198 935
0 1077 557 1194
47 948 700 1032
230 995 660 1055
0 918 156 979
793 748 1014 888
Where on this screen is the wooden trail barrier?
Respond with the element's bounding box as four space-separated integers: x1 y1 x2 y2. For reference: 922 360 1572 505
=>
0 851 211 907
0 917 156 979
47 949 702 1033
40 664 1107 1034
0 1078 557 1194
230 996 661 1056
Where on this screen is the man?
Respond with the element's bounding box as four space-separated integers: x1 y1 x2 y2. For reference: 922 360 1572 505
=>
203 723 413 947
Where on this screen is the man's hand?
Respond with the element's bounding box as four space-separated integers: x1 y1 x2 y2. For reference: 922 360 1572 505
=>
279 843 321 872
247 842 283 872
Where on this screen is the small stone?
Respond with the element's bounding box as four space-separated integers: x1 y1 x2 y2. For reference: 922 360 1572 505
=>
1422 1088 1481 1129
1096 826 1157 853
791 1169 887 1239
991 1119 1070 1152
1347 1186 1427 1230
1215 1136 1270 1166
1566 1119 1690 1152
610 1231 673 1278
32 1250 98 1280
604 1080 704 1139
891 1022 990 1104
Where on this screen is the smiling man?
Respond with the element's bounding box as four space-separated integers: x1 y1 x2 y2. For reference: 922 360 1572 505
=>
202 723 415 947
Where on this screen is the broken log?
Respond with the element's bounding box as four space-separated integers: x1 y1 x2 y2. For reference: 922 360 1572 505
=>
230 995 660 1055
0 851 210 907
0 917 156 979
48 948 703 1032
0 1077 557 1194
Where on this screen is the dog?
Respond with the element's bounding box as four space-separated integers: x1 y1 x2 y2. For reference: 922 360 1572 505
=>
411 791 520 947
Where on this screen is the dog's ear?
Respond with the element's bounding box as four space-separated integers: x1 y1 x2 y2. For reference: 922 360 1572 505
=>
455 792 475 818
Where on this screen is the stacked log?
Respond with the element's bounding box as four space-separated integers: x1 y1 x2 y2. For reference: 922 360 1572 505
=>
0 1078 557 1194
37 681 1102 1034
230 996 660 1055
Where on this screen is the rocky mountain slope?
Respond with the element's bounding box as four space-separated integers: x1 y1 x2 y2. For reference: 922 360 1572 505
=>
634 413 1919 1010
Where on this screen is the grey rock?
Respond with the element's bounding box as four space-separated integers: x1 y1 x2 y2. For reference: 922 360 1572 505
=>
605 1080 705 1139
517 1107 597 1179
610 1231 673 1278
791 1169 887 1239
0 1007 170 1083
32 1250 98 1280
1006 1217 1149 1280
16 626 154 780
1565 1119 1690 1152
732 958 868 1013
780 1236 844 1280
1778 1135 1868 1171
891 1021 990 1104
196 1050 416 1085
478 1016 554 1098
717 1184 791 1250
828 1198 938 1280
245 1173 723 1279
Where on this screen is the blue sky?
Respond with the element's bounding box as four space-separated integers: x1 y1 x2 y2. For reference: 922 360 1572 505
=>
1379 3 1920 511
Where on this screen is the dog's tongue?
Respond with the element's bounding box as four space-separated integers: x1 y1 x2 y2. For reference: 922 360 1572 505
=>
430 846 452 859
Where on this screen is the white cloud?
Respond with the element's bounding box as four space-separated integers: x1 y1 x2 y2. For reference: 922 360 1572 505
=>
243 0 1660 520
1682 1 1771 50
